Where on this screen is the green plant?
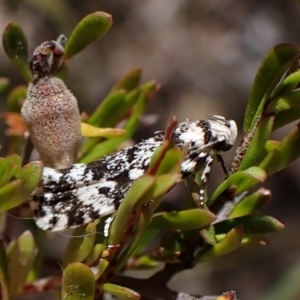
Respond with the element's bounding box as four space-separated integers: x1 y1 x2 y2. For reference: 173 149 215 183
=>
1 10 300 300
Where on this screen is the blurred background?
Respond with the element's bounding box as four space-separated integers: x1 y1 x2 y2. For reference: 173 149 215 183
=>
1 1 300 299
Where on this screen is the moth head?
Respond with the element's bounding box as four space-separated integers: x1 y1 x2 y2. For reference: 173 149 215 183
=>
226 119 238 148
208 115 238 151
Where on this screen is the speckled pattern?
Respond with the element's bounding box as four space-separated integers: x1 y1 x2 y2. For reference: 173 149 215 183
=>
21 76 82 169
31 115 237 231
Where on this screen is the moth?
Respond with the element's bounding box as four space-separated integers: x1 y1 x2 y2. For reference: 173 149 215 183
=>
31 115 237 232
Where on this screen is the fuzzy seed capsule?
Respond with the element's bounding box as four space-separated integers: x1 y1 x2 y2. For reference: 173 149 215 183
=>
21 37 82 169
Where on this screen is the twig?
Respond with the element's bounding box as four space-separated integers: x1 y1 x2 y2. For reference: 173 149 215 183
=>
111 275 237 300
229 115 262 174
19 273 237 300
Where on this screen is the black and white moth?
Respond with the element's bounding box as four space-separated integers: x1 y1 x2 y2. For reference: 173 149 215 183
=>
31 115 237 232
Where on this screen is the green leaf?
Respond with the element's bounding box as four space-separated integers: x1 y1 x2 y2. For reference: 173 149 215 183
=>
149 209 216 230
81 87 150 162
265 140 280 153
64 12 112 60
214 215 284 234
195 226 243 263
150 173 181 210
230 167 267 195
62 262 95 300
63 223 97 266
110 67 142 92
2 22 31 82
0 179 22 212
238 116 274 171
108 175 156 247
244 44 298 131
8 231 35 296
19 161 43 196
209 167 266 205
88 90 127 127
155 146 183 176
0 155 21 188
267 90 300 114
81 123 125 138
147 140 170 172
229 188 271 218
259 123 300 176
84 244 105 265
273 107 300 130
102 283 140 300
115 207 153 271
148 140 183 176
94 258 109 280
5 240 16 259
0 155 34 212
269 70 300 101
82 81 158 161
28 229 46 282
200 225 217 246
90 80 156 129
0 160 41 212
0 238 10 300
80 90 127 158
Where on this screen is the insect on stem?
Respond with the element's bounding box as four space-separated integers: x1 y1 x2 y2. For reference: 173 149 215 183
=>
31 115 237 232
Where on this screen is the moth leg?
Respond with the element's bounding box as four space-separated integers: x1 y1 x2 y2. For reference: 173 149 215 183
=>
196 155 215 208
216 154 228 176
104 216 114 237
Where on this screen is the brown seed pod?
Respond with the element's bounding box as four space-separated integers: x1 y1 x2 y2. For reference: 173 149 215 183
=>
21 36 81 169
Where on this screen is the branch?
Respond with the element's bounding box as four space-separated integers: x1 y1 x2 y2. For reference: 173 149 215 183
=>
111 275 237 300
19 273 237 300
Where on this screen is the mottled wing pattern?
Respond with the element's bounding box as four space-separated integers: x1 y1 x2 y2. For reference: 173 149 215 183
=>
31 133 165 231
31 116 237 232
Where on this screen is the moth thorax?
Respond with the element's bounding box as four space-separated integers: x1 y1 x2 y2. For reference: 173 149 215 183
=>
209 118 238 152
